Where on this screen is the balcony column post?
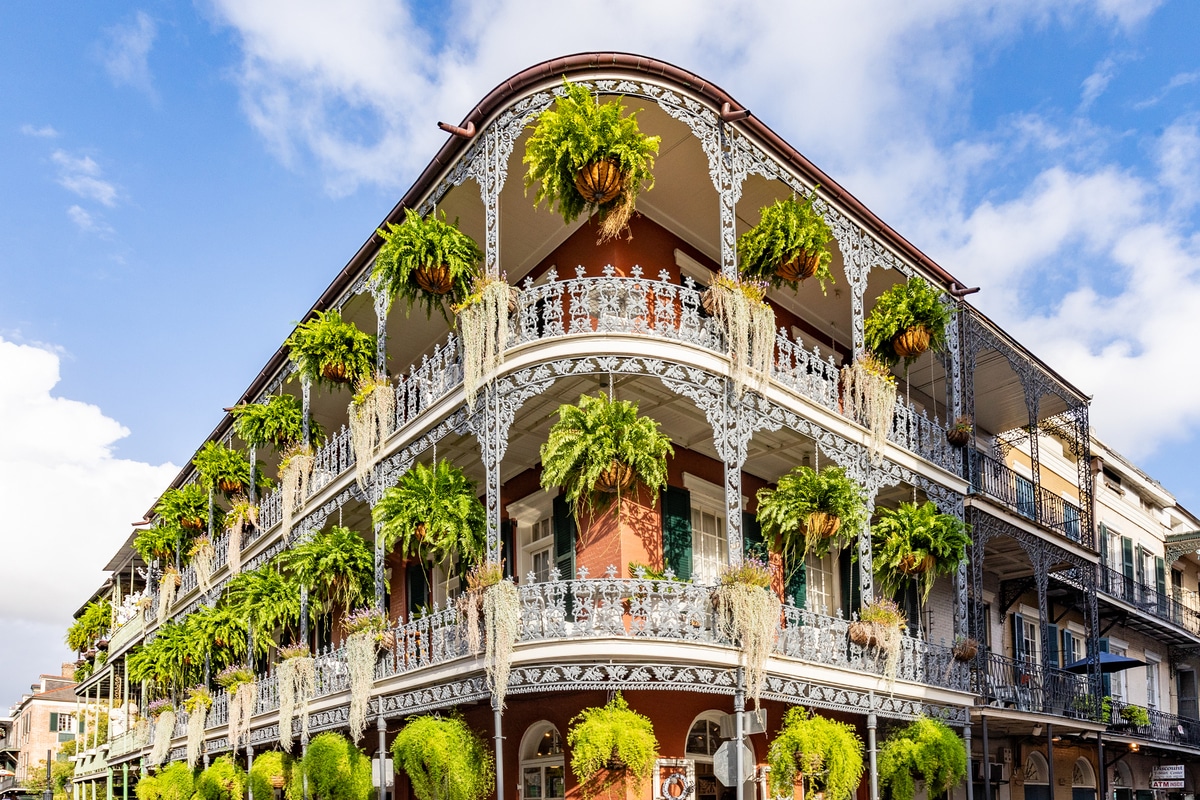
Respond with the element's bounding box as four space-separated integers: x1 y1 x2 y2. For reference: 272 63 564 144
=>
249 445 257 505
734 669 745 800
371 284 388 375
981 715 991 800
963 722 973 800
472 384 514 565
866 693 879 800
1045 724 1055 797
1023 387 1043 522
301 375 312 448
376 716 389 800
374 521 387 613
493 697 505 800
121 763 127 800
245 743 254 800
299 589 308 650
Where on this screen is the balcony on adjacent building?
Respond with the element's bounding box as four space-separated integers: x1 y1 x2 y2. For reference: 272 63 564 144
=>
975 651 1097 720
1096 564 1200 642
1108 698 1200 750
969 450 1087 547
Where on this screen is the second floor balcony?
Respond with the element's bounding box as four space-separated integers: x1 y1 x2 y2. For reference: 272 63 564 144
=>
1097 563 1200 642
970 450 1087 547
975 651 1097 721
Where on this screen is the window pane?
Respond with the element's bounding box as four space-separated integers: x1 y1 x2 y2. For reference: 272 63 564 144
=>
524 768 542 799
546 766 565 800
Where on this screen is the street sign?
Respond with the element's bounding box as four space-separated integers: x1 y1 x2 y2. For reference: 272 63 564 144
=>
712 741 755 787
1153 766 1186 781
1151 781 1184 789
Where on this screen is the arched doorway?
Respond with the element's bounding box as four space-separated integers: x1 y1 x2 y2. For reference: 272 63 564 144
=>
520 721 566 800
1073 757 1097 800
685 712 755 800
1024 752 1050 800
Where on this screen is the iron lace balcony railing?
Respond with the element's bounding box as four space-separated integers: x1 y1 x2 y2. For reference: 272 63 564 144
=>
1098 564 1200 636
969 450 1088 547
1108 698 1200 747
974 651 1097 720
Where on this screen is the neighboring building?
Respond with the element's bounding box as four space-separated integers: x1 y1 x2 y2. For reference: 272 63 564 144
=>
68 52 1200 800
7 666 77 786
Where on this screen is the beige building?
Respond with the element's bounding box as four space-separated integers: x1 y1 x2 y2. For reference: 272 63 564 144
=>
7 665 77 785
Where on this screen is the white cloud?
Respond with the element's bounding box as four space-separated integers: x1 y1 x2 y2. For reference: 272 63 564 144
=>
1134 69 1200 109
99 11 157 98
0 337 176 703
1156 117 1200 211
67 205 113 235
1080 56 1118 109
52 150 119 207
20 124 59 138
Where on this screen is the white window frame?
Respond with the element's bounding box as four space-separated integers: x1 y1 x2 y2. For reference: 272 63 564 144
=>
507 492 556 584
804 551 838 616
684 474 732 586
1146 655 1161 710
520 721 565 800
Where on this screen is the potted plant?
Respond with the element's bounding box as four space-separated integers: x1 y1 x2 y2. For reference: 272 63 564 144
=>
738 195 835 291
871 501 972 603
193 441 262 497
456 562 520 709
566 693 658 799
951 636 979 663
1119 704 1151 729
216 664 257 751
713 558 780 713
144 763 195 800
878 716 968 800
946 416 973 448
249 750 296 797
341 608 389 743
147 698 176 767
453 274 515 409
223 494 258 576
524 78 661 242
196 756 248 800
299 732 373 800
539 393 673 523
155 483 212 532
848 598 907 682
231 393 322 452
223 566 302 651
277 525 374 622
768 706 865 800
134 522 183 566
840 353 897 459
284 309 377 389
348 373 394 489
183 684 212 768
373 460 487 570
276 642 315 751
373 208 483 323
391 714 495 800
756 465 868 565
67 601 113 655
703 275 776 397
864 276 953 366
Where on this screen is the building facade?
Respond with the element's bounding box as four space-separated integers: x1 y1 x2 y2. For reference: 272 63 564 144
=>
7 665 77 787
65 53 1200 800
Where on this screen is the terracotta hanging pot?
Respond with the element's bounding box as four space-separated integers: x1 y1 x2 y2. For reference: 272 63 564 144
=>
848 621 875 648
414 263 454 295
776 250 820 283
574 159 623 205
946 426 972 447
181 516 205 531
952 638 979 662
892 326 931 358
218 478 244 494
897 553 936 575
596 460 636 494
320 362 352 384
805 511 842 540
605 746 627 772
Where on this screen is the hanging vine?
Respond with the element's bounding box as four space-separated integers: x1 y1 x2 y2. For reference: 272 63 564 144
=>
223 495 257 576
277 644 316 751
457 563 520 709
840 354 897 460
454 276 512 409
184 686 212 768
348 375 395 490
342 609 387 742
148 701 175 767
217 666 257 751
157 568 180 625
705 276 775 397
712 559 780 712
279 445 315 541
190 537 215 595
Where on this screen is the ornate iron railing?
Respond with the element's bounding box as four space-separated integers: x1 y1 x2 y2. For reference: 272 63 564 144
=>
1108 698 1200 747
1098 564 1200 635
974 652 1096 720
969 451 1087 546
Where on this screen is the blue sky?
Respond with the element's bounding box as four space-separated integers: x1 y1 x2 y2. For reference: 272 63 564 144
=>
2 0 1198 705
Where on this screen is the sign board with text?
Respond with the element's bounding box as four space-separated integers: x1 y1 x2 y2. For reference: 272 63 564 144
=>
1151 780 1185 789
1153 767 1186 781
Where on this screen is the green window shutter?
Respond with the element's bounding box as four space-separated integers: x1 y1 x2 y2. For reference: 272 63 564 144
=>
1156 557 1166 595
786 556 807 610
1061 631 1075 666
1135 544 1145 586
49 713 57 733
1012 613 1026 661
742 511 765 559
1122 537 1135 580
501 520 515 581
1098 522 1108 567
1046 623 1059 668
405 563 429 618
839 550 860 618
552 494 576 581
660 486 692 581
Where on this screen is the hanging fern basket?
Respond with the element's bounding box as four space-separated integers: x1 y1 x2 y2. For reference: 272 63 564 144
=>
414 263 454 295
218 478 244 494
595 460 636 494
574 159 623 205
897 553 937 575
952 638 979 662
946 427 972 447
805 511 842 540
605 746 627 772
181 516 205 531
320 362 352 384
776 250 821 284
892 325 931 359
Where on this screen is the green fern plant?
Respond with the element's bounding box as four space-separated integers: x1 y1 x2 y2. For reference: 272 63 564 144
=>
738 196 835 292
66 601 112 653
196 756 247 800
768 706 865 800
184 603 253 671
285 309 377 390
373 208 483 324
249 751 302 800
871 501 971 602
864 277 953 366
127 620 202 694
878 716 967 800
391 714 494 800
301 732 374 800
567 693 658 799
540 393 673 522
133 523 182 563
223 564 303 640
524 78 661 242
373 460 487 570
192 441 273 497
231 394 323 451
276 525 375 619
757 466 868 564
155 483 215 531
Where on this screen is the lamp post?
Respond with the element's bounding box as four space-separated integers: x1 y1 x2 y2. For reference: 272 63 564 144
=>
42 749 52 800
